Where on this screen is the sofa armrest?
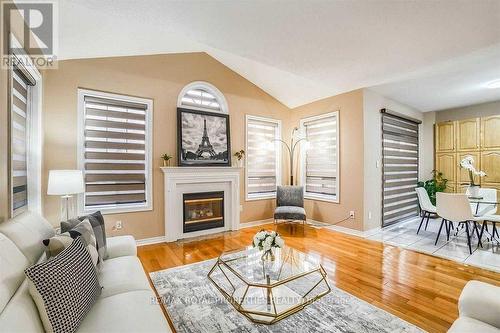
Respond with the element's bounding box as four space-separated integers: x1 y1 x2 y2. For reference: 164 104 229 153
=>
106 235 137 259
459 280 500 329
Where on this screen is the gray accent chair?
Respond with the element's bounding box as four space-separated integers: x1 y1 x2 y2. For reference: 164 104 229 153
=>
274 186 306 224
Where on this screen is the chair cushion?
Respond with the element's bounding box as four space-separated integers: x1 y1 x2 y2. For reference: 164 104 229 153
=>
24 238 102 333
276 186 304 207
98 256 151 298
448 317 500 333
106 236 137 259
77 290 172 333
274 206 306 221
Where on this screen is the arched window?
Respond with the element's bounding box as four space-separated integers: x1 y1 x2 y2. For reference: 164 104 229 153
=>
177 81 228 114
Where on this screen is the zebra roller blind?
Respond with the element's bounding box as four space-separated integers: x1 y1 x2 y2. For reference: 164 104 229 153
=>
246 116 280 199
11 67 33 216
82 94 150 210
302 112 339 200
382 111 420 226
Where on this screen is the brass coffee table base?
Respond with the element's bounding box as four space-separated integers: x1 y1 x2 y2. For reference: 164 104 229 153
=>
207 254 331 325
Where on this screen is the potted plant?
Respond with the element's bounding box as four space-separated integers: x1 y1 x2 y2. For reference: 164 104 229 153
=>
417 170 448 206
252 230 284 261
161 154 173 167
233 149 245 167
460 155 486 197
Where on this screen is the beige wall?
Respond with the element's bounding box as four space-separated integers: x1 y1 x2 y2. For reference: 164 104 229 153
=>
41 53 290 239
435 100 500 122
289 89 365 231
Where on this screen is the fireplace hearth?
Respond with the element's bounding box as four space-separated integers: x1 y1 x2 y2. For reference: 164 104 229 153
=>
183 191 224 233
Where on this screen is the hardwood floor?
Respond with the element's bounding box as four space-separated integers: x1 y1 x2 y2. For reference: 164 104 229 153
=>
137 223 500 333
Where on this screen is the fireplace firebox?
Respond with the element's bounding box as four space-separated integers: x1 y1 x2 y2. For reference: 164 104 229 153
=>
183 191 224 233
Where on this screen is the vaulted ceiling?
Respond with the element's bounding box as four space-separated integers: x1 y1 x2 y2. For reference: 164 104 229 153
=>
57 0 500 110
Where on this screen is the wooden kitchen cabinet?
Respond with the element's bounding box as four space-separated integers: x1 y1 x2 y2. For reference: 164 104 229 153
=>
456 118 480 151
436 121 455 152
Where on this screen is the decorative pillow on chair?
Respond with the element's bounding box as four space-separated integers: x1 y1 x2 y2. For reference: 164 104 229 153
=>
61 211 107 259
25 237 102 333
44 219 99 267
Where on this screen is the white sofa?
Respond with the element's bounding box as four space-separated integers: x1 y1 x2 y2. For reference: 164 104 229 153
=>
0 212 171 333
449 280 500 333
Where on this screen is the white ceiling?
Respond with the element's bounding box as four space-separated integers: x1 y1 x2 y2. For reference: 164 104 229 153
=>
56 0 500 110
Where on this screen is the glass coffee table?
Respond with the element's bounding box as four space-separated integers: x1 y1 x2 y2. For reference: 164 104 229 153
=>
207 246 331 324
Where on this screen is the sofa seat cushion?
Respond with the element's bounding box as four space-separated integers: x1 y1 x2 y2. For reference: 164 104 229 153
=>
0 232 30 313
98 256 150 298
77 290 171 333
106 236 137 259
0 279 45 333
448 317 500 333
274 206 306 221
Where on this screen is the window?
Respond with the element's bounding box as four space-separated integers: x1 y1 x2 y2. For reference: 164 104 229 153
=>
8 33 42 218
78 89 153 214
245 115 281 200
178 81 228 114
300 112 339 202
10 66 35 216
381 111 420 226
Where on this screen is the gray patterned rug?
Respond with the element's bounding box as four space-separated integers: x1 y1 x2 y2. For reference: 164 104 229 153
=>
150 259 424 333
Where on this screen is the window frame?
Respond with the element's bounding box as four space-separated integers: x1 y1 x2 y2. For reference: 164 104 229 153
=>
245 115 282 201
77 88 154 215
299 111 340 203
8 33 43 217
177 81 228 114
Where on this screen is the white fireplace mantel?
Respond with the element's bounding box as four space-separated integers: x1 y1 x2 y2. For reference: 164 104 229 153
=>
161 166 241 242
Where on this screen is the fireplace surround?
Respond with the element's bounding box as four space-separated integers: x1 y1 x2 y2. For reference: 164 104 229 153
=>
161 166 241 242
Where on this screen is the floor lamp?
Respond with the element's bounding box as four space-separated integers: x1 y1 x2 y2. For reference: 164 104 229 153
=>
275 127 308 186
47 170 85 221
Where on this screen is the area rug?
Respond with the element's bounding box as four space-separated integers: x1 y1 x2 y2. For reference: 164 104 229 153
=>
150 259 423 333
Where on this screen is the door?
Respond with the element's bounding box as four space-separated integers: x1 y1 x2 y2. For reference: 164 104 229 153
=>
456 118 479 151
381 112 420 227
436 121 455 152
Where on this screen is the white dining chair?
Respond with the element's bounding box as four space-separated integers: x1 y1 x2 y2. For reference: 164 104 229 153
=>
415 187 437 234
478 215 500 244
436 193 484 254
466 187 497 216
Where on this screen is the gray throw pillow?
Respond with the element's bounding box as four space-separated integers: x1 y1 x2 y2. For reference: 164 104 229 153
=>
45 219 99 268
61 211 107 259
25 237 102 333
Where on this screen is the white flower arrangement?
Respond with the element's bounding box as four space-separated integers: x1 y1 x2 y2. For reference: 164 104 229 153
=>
253 229 284 251
460 156 486 185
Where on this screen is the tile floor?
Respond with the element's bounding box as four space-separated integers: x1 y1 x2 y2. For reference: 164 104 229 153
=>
366 216 500 273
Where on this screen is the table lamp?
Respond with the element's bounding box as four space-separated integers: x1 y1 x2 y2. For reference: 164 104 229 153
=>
47 170 84 221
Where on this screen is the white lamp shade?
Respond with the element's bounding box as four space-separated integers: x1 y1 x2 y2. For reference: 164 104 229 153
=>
47 170 85 195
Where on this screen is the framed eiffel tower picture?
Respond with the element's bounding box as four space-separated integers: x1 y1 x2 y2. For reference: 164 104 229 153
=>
177 108 231 166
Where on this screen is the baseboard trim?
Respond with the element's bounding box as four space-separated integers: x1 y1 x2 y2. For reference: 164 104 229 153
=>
308 218 382 238
239 218 274 229
137 219 274 246
136 236 167 246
